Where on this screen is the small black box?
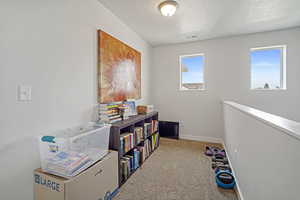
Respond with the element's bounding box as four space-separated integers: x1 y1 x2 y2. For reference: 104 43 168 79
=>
158 121 179 139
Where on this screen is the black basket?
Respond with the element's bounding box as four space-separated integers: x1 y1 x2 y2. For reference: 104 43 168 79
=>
158 121 179 139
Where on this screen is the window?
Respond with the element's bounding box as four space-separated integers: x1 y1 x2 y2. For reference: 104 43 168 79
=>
180 54 205 90
250 45 286 90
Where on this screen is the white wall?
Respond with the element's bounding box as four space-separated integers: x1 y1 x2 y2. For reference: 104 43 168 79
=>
151 28 300 141
0 0 152 199
223 102 300 200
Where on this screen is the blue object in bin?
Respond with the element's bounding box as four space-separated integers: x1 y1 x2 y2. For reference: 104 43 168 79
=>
215 171 236 189
41 136 56 143
104 191 111 200
103 188 119 200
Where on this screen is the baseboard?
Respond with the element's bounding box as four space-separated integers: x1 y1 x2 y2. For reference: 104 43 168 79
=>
222 141 245 200
179 134 223 144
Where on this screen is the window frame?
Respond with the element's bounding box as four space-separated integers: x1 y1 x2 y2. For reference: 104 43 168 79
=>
250 45 287 91
179 53 206 91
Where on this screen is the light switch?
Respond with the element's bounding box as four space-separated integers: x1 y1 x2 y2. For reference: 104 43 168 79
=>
18 85 32 102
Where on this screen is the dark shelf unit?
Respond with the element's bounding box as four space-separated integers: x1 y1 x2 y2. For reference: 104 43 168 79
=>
109 111 159 187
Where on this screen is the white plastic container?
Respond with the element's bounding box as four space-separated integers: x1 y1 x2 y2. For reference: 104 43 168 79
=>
39 123 111 178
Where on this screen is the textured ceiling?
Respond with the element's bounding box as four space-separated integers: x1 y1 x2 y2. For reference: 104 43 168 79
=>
98 0 300 46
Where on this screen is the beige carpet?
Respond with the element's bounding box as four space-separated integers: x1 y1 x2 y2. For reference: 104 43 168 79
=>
114 138 238 200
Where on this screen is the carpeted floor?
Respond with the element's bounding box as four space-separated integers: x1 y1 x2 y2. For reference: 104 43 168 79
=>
114 138 238 200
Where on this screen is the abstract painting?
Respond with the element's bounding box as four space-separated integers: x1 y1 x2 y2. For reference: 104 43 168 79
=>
97 30 141 103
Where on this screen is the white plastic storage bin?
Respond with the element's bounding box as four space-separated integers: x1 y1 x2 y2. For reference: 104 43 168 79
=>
39 123 111 178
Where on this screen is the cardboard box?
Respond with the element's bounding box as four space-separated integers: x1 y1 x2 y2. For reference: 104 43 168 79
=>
137 105 154 114
34 151 118 200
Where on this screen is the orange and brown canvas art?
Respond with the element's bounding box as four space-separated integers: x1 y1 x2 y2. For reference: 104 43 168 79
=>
98 30 141 103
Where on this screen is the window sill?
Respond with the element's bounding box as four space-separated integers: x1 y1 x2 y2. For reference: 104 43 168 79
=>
250 88 287 91
179 88 206 91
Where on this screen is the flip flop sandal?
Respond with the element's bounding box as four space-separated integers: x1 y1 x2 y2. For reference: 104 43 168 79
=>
212 147 221 154
215 150 226 158
215 165 232 174
212 156 229 164
212 161 226 169
205 146 214 156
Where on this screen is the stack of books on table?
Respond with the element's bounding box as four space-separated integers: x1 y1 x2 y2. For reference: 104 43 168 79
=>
119 103 130 120
98 104 122 123
120 132 135 155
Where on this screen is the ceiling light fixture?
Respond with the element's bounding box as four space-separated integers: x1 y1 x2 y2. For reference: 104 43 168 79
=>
158 0 178 17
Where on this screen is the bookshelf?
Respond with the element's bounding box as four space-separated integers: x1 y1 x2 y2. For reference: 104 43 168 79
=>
109 111 159 186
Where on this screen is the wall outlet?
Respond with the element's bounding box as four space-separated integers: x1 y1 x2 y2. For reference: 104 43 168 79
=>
18 85 32 102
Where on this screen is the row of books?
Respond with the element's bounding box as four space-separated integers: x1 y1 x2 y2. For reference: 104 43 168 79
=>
144 120 158 138
121 134 160 183
150 132 159 151
137 139 151 164
120 132 135 155
137 133 160 165
134 127 144 145
144 123 152 138
98 104 122 123
152 120 159 133
120 149 140 183
120 127 145 155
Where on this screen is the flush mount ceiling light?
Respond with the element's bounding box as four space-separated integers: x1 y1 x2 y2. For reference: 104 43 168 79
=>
158 0 178 17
